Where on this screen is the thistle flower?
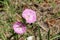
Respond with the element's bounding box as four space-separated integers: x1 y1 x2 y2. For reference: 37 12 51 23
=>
22 9 36 24
13 22 26 34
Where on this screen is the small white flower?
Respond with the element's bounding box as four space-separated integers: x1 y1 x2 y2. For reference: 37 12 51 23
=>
27 36 35 40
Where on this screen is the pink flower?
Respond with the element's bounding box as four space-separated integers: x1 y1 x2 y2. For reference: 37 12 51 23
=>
13 22 26 34
22 9 36 24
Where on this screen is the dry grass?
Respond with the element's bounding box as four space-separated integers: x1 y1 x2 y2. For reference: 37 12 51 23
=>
0 0 60 40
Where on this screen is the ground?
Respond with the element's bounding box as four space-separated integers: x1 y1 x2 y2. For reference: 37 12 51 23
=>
0 0 60 40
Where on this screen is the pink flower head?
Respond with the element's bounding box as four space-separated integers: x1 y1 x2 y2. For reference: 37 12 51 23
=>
22 9 36 24
13 22 26 34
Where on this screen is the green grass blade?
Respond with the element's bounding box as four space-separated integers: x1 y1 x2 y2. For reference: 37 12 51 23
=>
47 29 50 40
50 34 60 40
38 26 42 40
